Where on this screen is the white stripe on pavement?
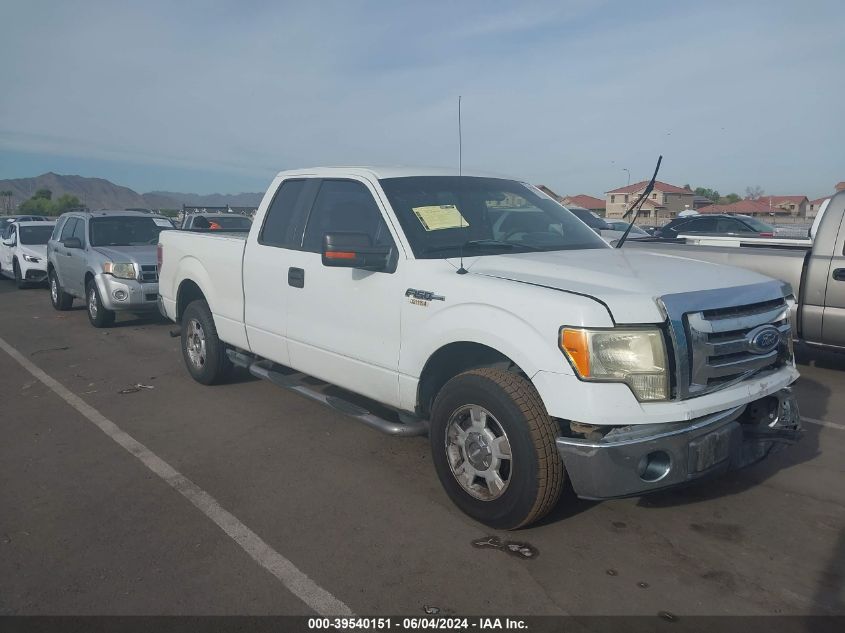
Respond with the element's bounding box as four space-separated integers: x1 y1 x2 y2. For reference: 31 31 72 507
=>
802 416 845 431
0 335 353 617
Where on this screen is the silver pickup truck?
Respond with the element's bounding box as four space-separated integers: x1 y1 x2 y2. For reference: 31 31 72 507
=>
623 191 845 351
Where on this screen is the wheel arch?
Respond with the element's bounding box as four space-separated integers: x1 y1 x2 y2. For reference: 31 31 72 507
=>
176 278 208 322
416 341 529 418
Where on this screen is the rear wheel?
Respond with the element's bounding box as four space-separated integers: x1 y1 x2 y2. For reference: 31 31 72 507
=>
429 368 564 529
86 280 115 327
49 269 73 310
181 299 232 385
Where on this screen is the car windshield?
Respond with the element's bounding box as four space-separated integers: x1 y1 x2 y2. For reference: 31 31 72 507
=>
610 222 648 235
740 217 775 232
569 208 611 231
89 216 170 246
19 225 55 245
378 177 607 258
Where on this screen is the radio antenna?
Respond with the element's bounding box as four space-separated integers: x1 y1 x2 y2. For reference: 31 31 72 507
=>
456 95 468 274
458 95 463 176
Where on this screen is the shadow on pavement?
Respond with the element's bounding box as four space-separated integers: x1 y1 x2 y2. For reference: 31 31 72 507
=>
814 528 845 614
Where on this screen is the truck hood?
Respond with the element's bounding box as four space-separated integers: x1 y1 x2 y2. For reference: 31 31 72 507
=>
463 248 780 323
93 245 157 267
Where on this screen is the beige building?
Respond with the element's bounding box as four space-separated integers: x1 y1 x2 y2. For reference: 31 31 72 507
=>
757 196 809 218
605 181 695 221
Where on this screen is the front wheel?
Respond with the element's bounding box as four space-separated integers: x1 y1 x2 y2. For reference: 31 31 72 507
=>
86 280 115 327
180 299 232 385
430 368 564 529
13 261 27 289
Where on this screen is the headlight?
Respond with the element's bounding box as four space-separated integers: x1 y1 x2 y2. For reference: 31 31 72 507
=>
102 262 136 279
23 254 41 263
560 327 669 401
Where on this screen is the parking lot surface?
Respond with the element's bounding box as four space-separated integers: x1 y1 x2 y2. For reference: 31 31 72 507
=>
1 281 844 616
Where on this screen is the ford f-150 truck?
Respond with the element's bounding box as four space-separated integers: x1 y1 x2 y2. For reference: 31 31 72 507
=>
157 167 802 528
622 191 845 351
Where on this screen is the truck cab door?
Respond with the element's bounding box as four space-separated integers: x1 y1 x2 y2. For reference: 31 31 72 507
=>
283 178 404 408
243 178 317 367
821 203 845 347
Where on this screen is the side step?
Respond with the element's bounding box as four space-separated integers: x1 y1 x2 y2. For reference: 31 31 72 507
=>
227 350 429 437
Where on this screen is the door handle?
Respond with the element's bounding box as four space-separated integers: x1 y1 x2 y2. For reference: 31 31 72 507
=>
288 267 305 288
833 268 845 282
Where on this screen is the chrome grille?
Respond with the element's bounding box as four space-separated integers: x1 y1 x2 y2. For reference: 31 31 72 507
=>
686 298 791 396
139 264 158 283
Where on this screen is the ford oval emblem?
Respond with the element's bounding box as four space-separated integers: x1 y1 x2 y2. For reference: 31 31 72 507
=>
746 325 781 354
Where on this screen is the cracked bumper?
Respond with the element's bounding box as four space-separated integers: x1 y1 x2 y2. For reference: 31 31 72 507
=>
556 388 802 499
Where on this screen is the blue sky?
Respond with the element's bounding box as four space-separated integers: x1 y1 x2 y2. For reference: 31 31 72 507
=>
1 0 843 198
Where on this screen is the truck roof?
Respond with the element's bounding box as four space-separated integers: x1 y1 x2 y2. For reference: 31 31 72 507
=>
274 166 513 181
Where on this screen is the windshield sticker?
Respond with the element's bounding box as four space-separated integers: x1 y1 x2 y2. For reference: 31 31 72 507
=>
152 218 172 227
412 205 468 231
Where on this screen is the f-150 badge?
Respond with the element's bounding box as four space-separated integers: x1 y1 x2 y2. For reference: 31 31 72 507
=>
406 288 445 306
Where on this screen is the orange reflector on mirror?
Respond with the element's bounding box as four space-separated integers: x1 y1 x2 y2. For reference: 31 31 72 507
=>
325 251 357 260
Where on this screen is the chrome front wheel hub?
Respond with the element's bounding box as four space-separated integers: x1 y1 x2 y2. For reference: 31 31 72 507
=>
51 277 58 303
185 318 206 369
445 404 512 501
88 288 98 317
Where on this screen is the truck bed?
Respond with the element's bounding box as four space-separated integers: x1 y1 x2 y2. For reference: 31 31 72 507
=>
157 230 250 349
621 239 809 298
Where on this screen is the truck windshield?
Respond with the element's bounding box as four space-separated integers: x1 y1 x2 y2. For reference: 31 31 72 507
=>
89 217 170 246
379 176 608 258
19 225 55 245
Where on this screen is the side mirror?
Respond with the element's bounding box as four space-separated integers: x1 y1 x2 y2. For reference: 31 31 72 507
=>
322 232 390 271
62 237 83 249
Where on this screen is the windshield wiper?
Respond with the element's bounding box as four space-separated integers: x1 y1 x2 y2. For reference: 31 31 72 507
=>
423 240 543 255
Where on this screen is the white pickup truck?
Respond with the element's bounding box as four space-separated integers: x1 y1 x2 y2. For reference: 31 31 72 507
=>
158 167 802 528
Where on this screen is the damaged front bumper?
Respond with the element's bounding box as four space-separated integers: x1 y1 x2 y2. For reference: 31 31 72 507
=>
556 388 802 499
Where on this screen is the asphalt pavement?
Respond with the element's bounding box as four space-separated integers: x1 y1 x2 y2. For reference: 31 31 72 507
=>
1 280 843 616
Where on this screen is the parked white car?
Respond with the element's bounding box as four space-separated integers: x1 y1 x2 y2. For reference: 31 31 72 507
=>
158 167 802 529
0 220 56 288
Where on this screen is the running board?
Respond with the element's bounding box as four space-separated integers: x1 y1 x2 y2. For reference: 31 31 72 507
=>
226 350 429 437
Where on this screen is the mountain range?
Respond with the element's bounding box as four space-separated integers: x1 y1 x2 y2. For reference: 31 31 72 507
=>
0 172 263 211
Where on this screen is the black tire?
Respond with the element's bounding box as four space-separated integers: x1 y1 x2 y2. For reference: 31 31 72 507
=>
49 269 73 310
181 299 232 385
430 368 564 529
13 260 27 289
86 280 115 328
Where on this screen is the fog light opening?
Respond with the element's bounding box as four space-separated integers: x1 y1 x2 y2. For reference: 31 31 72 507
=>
113 289 128 301
638 450 671 483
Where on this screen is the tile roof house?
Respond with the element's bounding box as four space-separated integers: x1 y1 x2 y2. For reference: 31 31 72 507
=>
698 199 773 215
809 197 830 217
605 180 695 221
562 194 606 215
757 195 809 218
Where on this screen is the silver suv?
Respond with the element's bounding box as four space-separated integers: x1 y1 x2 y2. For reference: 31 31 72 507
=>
47 210 173 327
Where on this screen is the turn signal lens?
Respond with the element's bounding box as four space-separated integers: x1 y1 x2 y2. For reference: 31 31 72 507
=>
561 329 590 376
325 251 357 260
